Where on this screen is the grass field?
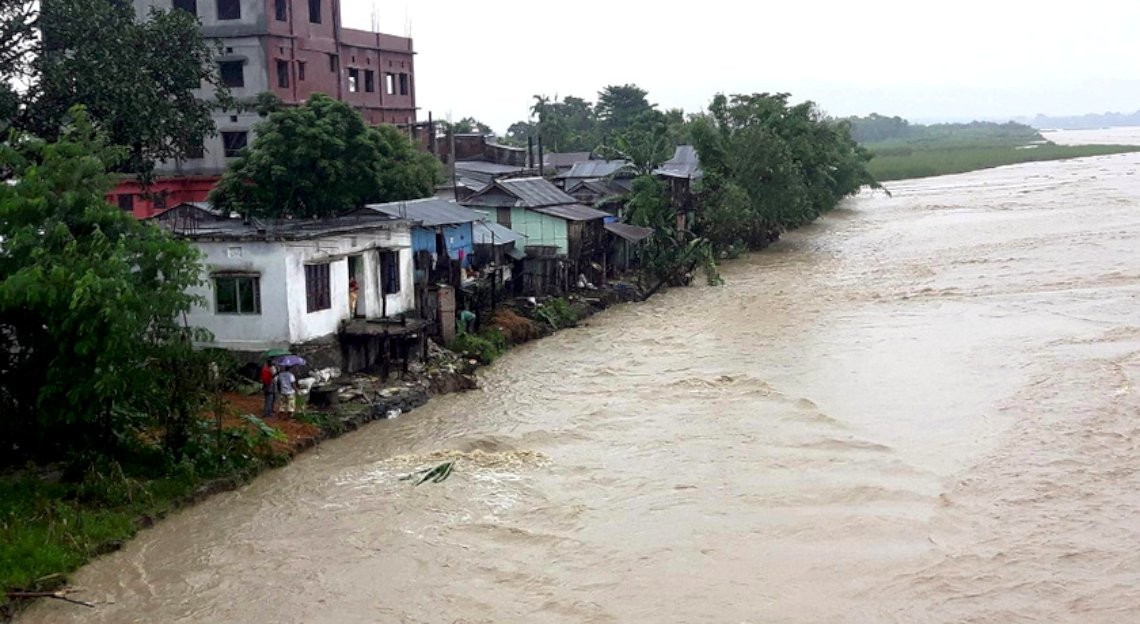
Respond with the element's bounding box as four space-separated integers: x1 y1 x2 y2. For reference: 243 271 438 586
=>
865 140 1140 182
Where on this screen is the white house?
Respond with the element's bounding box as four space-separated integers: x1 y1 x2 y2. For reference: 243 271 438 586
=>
156 205 415 353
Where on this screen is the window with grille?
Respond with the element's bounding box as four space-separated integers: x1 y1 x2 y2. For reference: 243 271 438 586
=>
215 275 261 315
276 60 289 88
274 0 287 20
305 263 331 312
221 131 247 158
379 251 400 295
216 0 240 20
219 61 244 88
174 0 197 15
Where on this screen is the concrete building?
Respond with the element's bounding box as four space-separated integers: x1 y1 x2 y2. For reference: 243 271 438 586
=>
152 207 415 353
115 0 417 217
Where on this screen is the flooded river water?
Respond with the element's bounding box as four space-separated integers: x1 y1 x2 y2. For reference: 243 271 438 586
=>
22 129 1140 623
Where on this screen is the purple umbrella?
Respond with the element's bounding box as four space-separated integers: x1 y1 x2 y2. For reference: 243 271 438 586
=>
273 354 306 367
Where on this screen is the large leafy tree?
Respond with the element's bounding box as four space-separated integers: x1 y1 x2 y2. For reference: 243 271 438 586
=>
210 94 441 218
596 84 655 133
691 92 879 253
5 0 228 176
0 111 208 464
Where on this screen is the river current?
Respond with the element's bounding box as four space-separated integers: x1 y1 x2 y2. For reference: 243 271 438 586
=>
21 128 1140 623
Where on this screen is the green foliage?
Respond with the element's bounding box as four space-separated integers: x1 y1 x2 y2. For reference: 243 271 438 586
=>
625 175 721 291
848 116 1042 147
448 328 509 365
0 111 209 466
211 94 441 218
13 0 230 176
447 117 493 134
691 93 879 254
866 143 1140 181
535 298 579 330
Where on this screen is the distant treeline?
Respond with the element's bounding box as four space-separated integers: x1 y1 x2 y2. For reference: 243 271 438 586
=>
845 113 1043 146
1019 111 1140 131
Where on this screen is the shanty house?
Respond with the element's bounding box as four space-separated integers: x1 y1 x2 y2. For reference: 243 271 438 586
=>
361 198 482 269
558 160 637 191
461 177 609 259
654 145 703 227
161 212 415 354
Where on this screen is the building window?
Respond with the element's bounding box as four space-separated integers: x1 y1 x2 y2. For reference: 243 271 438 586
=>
216 0 240 20
496 207 512 229
219 61 244 88
328 53 338 72
307 0 320 23
117 194 134 212
215 275 261 315
379 251 400 295
347 68 359 93
152 192 168 212
305 263 331 312
274 0 287 20
297 61 305 81
221 131 247 158
173 0 196 15
385 73 394 95
398 73 408 96
364 70 374 93
276 60 289 88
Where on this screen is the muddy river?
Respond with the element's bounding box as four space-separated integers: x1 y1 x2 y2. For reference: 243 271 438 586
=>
22 128 1140 623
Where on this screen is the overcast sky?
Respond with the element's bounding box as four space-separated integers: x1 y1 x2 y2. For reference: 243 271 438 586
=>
342 0 1140 133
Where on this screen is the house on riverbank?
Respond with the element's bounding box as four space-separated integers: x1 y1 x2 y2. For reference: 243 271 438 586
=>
460 177 609 293
155 207 416 363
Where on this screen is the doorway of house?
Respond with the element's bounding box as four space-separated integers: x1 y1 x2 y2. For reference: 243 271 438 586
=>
348 255 363 318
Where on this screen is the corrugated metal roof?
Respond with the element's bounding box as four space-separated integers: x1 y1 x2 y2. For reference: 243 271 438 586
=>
363 197 485 226
472 220 524 245
496 177 579 208
455 160 525 175
604 222 654 242
543 152 593 169
172 212 407 241
654 145 703 179
563 160 634 179
532 204 610 221
566 178 630 197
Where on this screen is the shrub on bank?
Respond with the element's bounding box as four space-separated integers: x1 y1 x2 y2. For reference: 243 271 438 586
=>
449 329 509 365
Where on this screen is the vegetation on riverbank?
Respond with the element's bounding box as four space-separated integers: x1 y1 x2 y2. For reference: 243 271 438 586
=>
1 407 295 615
846 114 1140 181
865 143 1140 181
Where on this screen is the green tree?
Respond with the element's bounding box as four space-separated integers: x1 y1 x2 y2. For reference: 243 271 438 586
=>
596 84 654 133
0 110 208 464
11 0 230 177
0 0 35 131
691 93 879 253
625 175 719 296
448 116 493 134
210 94 441 218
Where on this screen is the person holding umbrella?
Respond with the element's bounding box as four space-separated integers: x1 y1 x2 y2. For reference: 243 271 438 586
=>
271 354 305 418
260 360 278 419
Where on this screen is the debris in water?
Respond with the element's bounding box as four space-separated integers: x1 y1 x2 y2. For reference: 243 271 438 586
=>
398 461 456 486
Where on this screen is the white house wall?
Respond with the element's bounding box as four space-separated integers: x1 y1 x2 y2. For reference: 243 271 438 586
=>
282 229 413 344
185 240 291 351
185 227 413 351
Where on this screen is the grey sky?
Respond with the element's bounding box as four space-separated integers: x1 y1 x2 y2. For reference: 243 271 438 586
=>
343 0 1140 133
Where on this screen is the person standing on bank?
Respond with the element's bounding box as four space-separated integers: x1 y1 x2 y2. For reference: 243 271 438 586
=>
276 366 298 418
260 361 277 419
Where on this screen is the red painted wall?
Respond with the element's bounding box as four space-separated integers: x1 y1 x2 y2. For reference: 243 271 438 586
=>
108 176 220 219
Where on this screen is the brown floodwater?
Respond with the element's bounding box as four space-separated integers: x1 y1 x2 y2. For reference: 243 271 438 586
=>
21 129 1140 623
